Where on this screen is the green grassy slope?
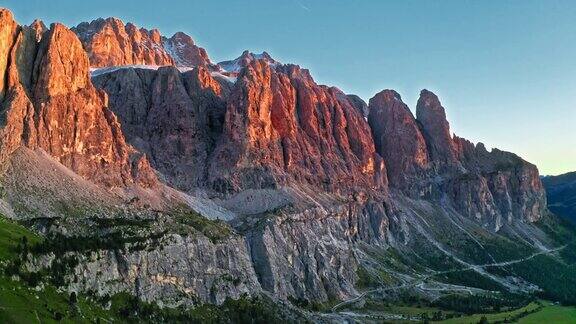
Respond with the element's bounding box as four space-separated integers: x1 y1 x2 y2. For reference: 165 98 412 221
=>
435 301 576 324
0 217 121 323
519 301 576 324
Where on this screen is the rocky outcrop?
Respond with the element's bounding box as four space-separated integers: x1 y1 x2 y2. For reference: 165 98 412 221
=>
245 201 388 301
70 234 262 306
368 90 429 193
210 59 387 193
0 8 18 101
0 10 156 187
29 19 46 41
452 139 546 224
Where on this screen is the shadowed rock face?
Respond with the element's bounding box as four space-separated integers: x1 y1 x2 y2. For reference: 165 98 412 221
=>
93 66 228 191
346 94 369 118
368 90 430 192
416 89 459 167
210 59 387 193
452 138 546 224
0 11 156 187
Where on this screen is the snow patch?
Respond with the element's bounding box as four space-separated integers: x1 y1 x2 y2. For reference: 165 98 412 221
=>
90 65 238 83
162 40 185 67
218 60 242 73
90 65 194 77
218 51 279 73
210 71 237 83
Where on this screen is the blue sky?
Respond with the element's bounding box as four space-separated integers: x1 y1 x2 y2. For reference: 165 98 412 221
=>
3 0 576 175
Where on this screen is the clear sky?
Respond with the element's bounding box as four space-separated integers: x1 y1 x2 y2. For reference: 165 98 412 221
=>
3 0 576 175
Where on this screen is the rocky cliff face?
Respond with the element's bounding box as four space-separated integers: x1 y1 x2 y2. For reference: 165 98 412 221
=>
452 139 546 224
72 16 546 224
0 10 156 187
95 53 387 194
92 50 545 227
210 59 387 193
61 201 390 305
73 18 213 69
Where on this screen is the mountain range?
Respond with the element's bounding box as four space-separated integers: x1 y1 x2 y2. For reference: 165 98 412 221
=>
0 7 574 323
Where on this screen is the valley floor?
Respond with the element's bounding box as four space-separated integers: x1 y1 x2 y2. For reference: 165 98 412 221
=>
440 300 576 324
327 300 576 323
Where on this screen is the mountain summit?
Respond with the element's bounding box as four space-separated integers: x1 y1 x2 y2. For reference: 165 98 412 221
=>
73 17 214 69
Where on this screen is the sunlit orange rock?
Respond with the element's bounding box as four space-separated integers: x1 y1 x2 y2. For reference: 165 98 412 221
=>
211 57 387 193
73 17 213 69
0 10 156 187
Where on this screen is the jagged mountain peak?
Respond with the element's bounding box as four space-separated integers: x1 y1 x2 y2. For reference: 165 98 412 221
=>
169 31 196 45
416 89 447 120
416 88 459 165
162 31 214 68
240 50 275 61
0 7 14 20
218 50 279 74
29 19 46 30
371 89 404 103
72 16 213 69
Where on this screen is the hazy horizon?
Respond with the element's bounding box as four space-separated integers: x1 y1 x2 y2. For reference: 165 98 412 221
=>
4 0 575 176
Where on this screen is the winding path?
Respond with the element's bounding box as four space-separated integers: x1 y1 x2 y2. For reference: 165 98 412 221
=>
331 244 566 312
